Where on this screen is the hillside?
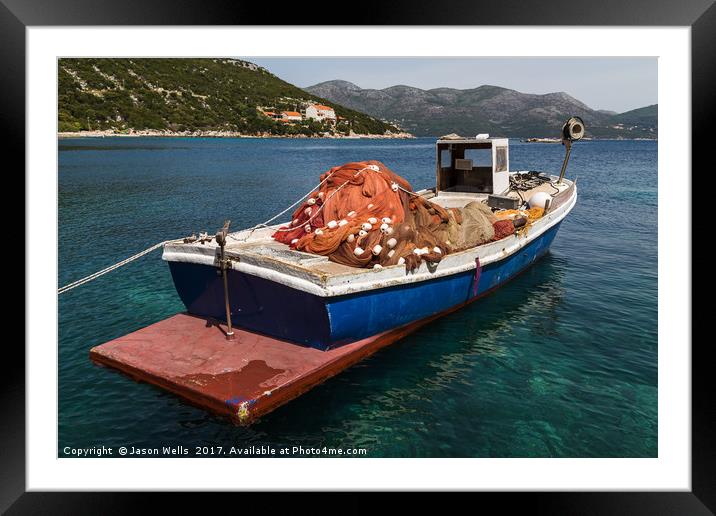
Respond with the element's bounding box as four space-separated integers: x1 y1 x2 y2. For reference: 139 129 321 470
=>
610 104 658 125
305 80 657 139
58 59 401 137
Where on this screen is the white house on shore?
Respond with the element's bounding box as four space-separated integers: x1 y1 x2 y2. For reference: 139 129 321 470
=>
305 104 336 122
280 111 302 122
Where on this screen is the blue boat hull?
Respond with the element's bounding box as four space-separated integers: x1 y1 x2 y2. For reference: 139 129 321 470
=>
168 222 562 350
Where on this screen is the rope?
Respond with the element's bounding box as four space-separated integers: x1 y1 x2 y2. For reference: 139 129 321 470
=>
229 166 345 242
233 165 377 240
58 166 390 294
57 167 352 294
509 171 560 202
272 166 374 232
393 183 422 197
58 240 170 295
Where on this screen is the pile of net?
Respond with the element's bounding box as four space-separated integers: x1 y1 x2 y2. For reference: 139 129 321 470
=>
272 161 522 271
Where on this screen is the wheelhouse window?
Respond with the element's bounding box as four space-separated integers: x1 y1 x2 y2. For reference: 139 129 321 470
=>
436 141 493 193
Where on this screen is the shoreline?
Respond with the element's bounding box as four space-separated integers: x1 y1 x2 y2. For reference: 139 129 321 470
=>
57 129 415 140
57 131 656 142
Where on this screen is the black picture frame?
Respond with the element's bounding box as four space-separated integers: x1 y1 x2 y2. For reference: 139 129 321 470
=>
4 0 712 512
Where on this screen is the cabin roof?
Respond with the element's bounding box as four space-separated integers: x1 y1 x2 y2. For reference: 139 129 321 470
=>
436 136 508 145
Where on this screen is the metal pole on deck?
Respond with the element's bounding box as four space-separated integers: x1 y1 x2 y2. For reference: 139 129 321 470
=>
557 116 585 185
215 220 235 341
557 139 572 185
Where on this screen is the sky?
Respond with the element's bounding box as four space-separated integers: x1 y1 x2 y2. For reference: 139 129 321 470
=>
247 57 657 113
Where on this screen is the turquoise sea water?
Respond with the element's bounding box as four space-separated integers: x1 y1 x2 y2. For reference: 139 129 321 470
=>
58 137 657 457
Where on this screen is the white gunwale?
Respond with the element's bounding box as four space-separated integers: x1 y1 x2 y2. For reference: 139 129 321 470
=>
162 174 577 298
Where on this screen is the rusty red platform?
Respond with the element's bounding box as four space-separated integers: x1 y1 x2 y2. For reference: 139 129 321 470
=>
89 312 434 424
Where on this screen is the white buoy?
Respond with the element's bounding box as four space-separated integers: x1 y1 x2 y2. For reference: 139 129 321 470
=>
368 217 378 225
380 223 389 233
290 239 299 245
327 220 338 229
361 222 372 231
373 263 383 269
354 246 365 256
372 244 382 255
317 191 324 199
304 225 312 233
304 207 312 216
338 219 348 227
347 233 355 242
397 257 405 265
307 198 316 205
347 211 356 217
433 247 442 254
387 238 397 248
391 182 399 192
386 227 394 235
368 203 374 209
315 229 323 235
358 230 367 237
387 249 395 258
528 191 551 209
381 217 392 224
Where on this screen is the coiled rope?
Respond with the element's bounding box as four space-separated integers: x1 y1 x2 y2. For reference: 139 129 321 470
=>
509 171 560 202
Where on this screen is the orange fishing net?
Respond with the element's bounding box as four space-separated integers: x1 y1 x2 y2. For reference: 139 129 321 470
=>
492 220 516 240
273 161 506 270
494 207 545 223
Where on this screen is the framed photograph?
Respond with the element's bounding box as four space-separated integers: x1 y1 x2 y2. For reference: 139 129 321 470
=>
6 0 711 511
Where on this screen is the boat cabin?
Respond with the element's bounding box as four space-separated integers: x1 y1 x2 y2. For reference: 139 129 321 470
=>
435 135 510 196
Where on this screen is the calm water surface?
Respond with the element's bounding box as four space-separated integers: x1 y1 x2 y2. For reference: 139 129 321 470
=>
58 137 657 457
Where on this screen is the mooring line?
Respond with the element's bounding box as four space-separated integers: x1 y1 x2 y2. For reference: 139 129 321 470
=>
58 240 169 295
58 166 386 294
229 165 343 242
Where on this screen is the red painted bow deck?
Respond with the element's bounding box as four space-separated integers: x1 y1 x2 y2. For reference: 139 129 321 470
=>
89 312 440 424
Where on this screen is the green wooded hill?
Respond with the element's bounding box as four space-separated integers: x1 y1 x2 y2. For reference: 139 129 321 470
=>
58 58 400 136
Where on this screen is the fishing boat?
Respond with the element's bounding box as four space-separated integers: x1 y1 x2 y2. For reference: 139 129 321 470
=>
162 118 583 351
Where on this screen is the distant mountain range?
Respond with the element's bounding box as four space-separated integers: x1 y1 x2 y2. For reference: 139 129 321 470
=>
58 59 399 136
304 80 657 139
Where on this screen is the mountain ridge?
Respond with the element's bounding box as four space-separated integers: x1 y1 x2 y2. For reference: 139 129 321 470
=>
304 80 657 138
